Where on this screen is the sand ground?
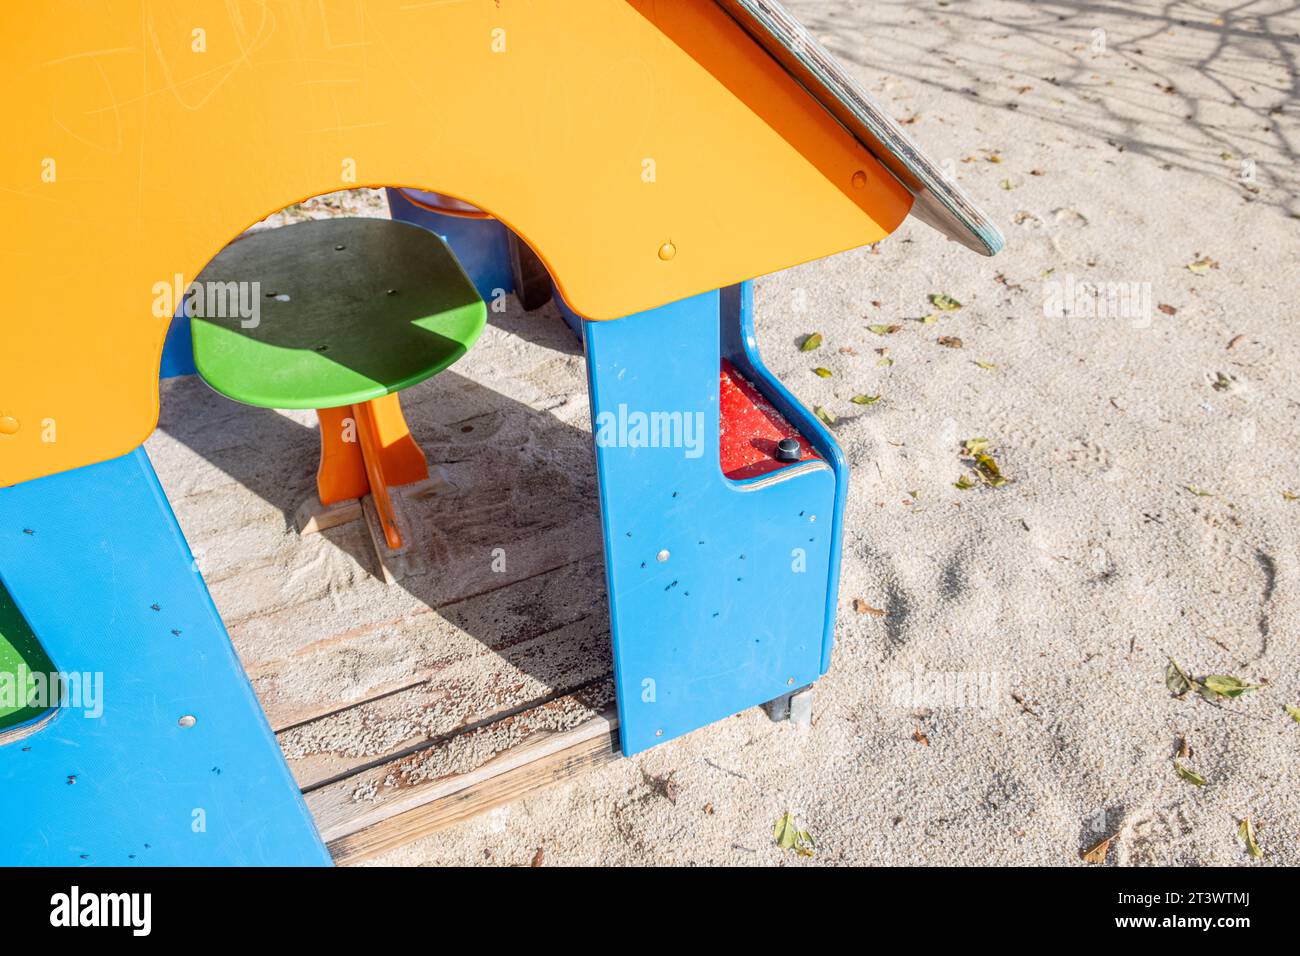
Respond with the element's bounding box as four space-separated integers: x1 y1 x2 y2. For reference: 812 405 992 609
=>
157 0 1300 866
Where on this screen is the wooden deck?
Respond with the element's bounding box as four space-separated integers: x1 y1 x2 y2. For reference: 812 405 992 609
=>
148 310 621 864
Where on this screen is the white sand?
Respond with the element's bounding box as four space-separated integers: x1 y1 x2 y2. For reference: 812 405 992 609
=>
360 0 1299 866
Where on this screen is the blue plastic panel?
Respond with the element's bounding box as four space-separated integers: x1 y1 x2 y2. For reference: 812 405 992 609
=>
584 290 841 755
160 309 197 379
386 187 513 304
721 282 849 672
0 448 330 866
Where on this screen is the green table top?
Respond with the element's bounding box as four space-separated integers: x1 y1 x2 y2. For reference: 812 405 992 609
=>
191 217 486 409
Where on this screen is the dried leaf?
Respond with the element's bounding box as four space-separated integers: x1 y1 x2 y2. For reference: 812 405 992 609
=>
814 406 836 426
1165 658 1194 697
1201 674 1256 699
1158 303 1177 315
921 313 941 325
937 335 964 348
878 358 895 367
973 360 997 369
1184 484 1214 497
999 178 1013 190
800 333 823 352
796 831 815 857
913 729 930 746
1175 762 1206 787
773 812 815 857
1238 817 1262 858
868 324 901 335
1283 490 1298 502
929 293 963 311
1187 257 1219 275
973 453 1008 487
1284 704 1300 723
813 367 833 378
963 438 992 455
953 475 975 490
986 153 1003 164
1081 835 1113 864
850 394 880 405
774 812 798 849
853 598 885 617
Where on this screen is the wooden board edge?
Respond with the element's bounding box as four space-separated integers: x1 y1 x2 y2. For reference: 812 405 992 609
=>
312 706 619 841
327 712 621 865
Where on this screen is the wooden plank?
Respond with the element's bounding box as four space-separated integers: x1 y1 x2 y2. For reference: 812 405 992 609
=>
306 681 615 842
328 714 620 865
256 554 607 732
154 378 601 672
294 495 362 535
278 612 612 788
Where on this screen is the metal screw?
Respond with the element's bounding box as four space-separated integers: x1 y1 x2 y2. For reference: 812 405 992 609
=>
658 241 676 261
852 170 868 188
656 549 670 562
775 437 801 462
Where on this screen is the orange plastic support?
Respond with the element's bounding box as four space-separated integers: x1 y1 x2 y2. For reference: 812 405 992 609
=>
316 394 427 551
353 401 403 551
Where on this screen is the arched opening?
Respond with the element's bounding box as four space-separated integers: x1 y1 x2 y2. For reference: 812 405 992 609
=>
152 187 613 847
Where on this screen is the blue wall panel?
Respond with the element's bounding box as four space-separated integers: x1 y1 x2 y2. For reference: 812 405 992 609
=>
0 449 330 866
584 289 842 755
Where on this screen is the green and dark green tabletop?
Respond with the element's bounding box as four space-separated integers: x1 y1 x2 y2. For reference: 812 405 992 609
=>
191 217 485 410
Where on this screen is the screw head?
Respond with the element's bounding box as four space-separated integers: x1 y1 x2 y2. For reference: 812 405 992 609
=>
0 416 19 435
656 549 670 563
178 715 197 728
658 241 676 261
852 170 868 188
775 437 801 462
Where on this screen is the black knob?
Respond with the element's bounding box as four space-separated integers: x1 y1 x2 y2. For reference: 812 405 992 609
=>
775 437 801 462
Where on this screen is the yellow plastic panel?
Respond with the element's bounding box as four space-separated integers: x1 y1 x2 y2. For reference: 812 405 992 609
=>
0 0 911 486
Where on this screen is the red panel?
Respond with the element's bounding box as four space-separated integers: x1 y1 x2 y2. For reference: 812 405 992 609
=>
719 360 820 480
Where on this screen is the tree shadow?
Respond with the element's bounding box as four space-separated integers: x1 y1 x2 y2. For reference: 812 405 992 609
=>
788 0 1297 217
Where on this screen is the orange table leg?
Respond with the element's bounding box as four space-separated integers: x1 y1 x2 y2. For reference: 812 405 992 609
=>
315 394 429 549
316 406 368 505
361 392 429 487
353 400 402 550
